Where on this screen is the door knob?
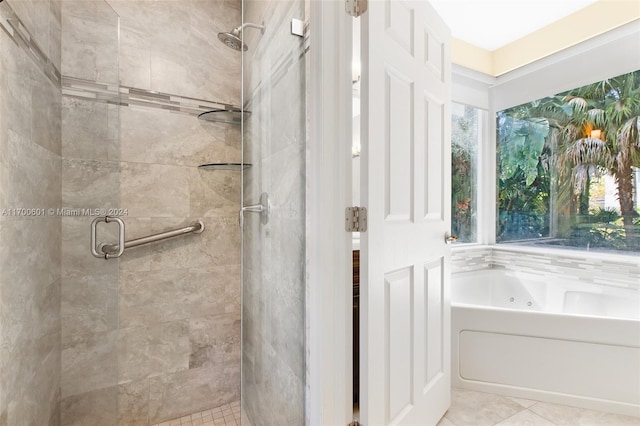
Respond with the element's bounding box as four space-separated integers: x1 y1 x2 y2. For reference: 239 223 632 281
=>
444 233 458 244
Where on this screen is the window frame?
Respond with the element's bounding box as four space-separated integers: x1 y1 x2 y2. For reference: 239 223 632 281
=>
452 66 494 246
452 23 640 257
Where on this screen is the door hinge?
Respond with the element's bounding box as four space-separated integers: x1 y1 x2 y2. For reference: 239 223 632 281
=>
348 421 361 426
345 207 367 232
345 0 367 17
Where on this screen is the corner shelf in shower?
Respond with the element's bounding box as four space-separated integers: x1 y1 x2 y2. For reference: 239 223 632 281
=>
198 109 251 125
198 163 252 171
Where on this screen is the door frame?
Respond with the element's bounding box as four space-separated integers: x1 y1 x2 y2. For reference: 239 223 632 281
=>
306 1 353 425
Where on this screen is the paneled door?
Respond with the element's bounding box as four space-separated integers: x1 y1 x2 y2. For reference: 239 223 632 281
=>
360 0 452 424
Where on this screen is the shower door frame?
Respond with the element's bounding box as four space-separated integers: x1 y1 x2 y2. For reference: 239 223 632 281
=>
307 1 353 425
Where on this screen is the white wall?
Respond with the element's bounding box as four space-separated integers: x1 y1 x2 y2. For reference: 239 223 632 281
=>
492 21 640 111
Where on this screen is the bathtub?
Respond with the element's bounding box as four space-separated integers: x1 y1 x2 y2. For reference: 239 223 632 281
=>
451 269 640 417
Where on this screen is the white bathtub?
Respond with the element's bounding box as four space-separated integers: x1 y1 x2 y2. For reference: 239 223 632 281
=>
451 269 640 417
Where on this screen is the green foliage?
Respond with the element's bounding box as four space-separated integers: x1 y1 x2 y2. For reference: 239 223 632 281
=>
496 69 640 252
497 113 550 186
588 207 621 223
497 155 550 241
451 106 478 243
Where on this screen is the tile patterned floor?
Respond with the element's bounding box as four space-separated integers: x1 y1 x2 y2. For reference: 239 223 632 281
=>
153 401 243 426
438 389 640 426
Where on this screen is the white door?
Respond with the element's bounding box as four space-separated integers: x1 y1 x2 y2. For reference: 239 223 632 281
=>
360 0 452 424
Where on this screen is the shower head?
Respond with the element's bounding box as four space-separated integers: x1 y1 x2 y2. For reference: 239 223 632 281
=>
218 22 265 51
218 31 247 51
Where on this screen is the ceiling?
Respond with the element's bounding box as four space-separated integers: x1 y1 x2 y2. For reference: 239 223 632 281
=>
430 0 599 51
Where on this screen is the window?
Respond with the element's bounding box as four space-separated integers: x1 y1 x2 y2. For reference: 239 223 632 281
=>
497 70 640 253
451 103 482 243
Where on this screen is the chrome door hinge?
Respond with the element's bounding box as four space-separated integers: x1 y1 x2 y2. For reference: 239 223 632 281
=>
345 207 367 232
345 0 367 17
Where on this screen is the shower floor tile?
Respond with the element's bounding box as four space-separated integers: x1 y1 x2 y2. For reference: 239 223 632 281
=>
153 401 244 426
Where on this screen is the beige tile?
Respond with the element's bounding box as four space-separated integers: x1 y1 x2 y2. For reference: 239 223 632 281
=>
61 273 118 345
61 11 119 83
149 217 240 270
49 0 62 71
61 386 117 426
119 265 238 328
61 0 118 23
444 389 526 426
0 217 61 295
61 330 118 397
148 368 239 424
495 410 556 426
118 268 192 328
31 69 62 156
62 158 119 210
0 33 32 143
118 380 150 426
188 313 241 369
118 320 190 383
119 26 152 90
120 162 190 218
120 106 228 167
8 0 52 61
530 402 640 426
62 97 116 161
507 397 539 409
189 167 241 219
150 43 193 100
1 129 61 214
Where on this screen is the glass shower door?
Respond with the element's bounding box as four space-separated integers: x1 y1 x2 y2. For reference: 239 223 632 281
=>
241 0 307 423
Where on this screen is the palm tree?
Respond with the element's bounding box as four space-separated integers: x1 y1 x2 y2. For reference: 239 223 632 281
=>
498 70 640 249
559 71 640 242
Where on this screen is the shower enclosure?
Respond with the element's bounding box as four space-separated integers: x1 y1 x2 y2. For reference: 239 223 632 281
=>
0 0 306 423
241 0 307 424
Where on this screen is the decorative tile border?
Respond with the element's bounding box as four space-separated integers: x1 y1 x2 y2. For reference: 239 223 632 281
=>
451 246 492 273
62 76 240 117
0 0 242 116
452 245 640 289
0 0 61 87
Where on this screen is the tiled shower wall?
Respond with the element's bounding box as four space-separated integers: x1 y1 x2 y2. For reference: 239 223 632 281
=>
0 0 62 424
58 0 243 424
242 0 307 424
452 246 640 289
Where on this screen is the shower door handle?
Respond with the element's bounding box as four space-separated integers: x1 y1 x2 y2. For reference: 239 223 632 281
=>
91 216 125 259
239 192 270 226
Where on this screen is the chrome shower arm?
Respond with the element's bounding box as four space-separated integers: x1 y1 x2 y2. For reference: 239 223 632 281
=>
233 22 265 35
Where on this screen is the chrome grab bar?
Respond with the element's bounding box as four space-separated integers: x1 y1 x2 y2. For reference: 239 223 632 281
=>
91 217 205 260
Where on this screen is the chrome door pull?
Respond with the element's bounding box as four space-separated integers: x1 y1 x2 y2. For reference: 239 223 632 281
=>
240 192 270 226
91 216 125 259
